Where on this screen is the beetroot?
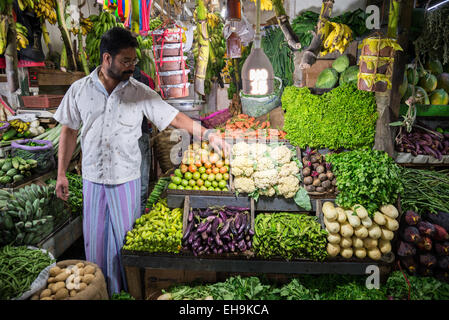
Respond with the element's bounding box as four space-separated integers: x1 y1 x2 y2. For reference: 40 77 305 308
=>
433 224 449 241
438 256 449 270
418 221 436 237
416 236 433 251
435 242 449 256
404 210 421 226
426 211 449 234
397 241 417 257
400 256 418 274
419 253 437 268
401 226 422 244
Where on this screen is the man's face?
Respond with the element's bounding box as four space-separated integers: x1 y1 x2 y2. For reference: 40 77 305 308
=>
104 47 137 81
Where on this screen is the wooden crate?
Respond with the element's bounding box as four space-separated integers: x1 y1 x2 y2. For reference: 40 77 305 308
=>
28 67 86 86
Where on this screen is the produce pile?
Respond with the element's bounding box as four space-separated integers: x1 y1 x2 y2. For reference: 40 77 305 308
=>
281 84 378 150
2 119 45 141
301 149 336 194
326 149 403 216
146 177 170 211
34 124 81 160
403 61 449 105
157 272 449 300
0 156 37 185
397 210 449 281
167 141 230 192
0 184 69 246
218 113 287 140
396 126 449 159
323 202 399 260
316 55 359 89
400 168 449 215
231 142 302 201
253 212 328 261
0 245 55 300
66 172 83 216
31 262 98 300
123 199 182 253
182 206 253 256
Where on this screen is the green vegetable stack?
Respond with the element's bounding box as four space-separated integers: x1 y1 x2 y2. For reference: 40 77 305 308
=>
146 177 170 210
0 184 69 246
0 157 37 185
66 172 83 216
281 84 378 150
326 149 404 217
253 212 328 261
123 199 182 253
0 245 55 300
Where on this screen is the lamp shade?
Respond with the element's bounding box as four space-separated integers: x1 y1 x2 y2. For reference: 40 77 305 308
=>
241 47 274 95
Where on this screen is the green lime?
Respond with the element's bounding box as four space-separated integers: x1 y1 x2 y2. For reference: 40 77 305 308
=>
215 173 223 181
189 179 196 187
192 171 201 180
221 187 229 192
174 169 183 178
204 180 212 188
218 180 227 189
208 187 215 191
181 179 189 187
193 186 200 190
201 173 208 181
184 172 193 180
177 185 185 190
212 181 218 188
185 186 192 190
200 186 208 191
223 173 229 181
168 183 177 189
172 176 182 185
208 174 215 181
198 166 206 174
214 187 221 191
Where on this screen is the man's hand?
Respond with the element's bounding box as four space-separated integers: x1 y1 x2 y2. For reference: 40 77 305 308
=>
56 174 69 201
208 130 231 158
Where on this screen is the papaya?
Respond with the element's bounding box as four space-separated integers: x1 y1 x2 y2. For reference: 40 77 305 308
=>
414 86 430 105
430 89 449 105
425 59 443 75
407 67 419 86
436 73 449 93
419 73 438 93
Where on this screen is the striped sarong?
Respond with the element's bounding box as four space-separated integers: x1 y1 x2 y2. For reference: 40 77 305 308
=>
82 178 141 296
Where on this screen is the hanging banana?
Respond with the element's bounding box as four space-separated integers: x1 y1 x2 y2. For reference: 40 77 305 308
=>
319 21 353 56
0 17 8 55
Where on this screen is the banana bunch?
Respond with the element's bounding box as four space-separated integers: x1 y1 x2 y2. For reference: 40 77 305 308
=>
15 22 29 51
221 54 232 84
207 12 219 28
71 17 93 36
0 17 8 55
249 0 272 11
9 119 30 134
33 0 57 25
149 16 163 31
17 0 34 11
320 21 353 56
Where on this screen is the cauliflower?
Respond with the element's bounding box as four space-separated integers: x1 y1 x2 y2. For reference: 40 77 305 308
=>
248 143 269 158
271 146 293 165
255 156 275 171
234 176 256 194
278 161 300 177
232 142 250 157
231 156 255 177
259 187 276 197
277 176 300 198
253 169 278 190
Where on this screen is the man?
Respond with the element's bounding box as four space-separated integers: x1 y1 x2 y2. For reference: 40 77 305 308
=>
54 27 227 296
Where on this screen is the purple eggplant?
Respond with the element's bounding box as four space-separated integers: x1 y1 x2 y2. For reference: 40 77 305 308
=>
206 222 212 234
249 229 255 236
215 233 223 246
211 217 220 237
219 211 227 221
230 242 235 252
230 219 238 235
247 240 252 249
238 215 247 234
188 210 193 222
218 248 223 254
219 220 231 236
188 232 196 244
197 221 208 233
235 213 242 230
206 235 213 245
206 215 216 222
222 234 231 242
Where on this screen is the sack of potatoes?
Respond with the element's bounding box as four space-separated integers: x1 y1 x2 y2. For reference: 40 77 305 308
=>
30 260 109 300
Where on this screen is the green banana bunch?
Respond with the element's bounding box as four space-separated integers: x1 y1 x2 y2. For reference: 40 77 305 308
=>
15 22 29 50
0 17 8 55
17 0 34 11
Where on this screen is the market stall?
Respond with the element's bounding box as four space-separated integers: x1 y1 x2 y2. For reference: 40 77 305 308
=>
1 0 449 301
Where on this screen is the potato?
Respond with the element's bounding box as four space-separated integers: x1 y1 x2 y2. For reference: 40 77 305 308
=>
379 239 392 254
345 210 361 228
78 268 85 277
40 297 53 300
49 266 62 277
30 293 39 300
373 211 387 226
322 202 338 221
77 282 88 292
51 281 66 294
47 277 56 284
82 274 95 284
84 265 95 275
352 236 364 249
353 204 368 219
380 204 399 219
47 283 55 292
363 238 378 250
368 225 382 239
380 227 394 241
367 248 382 260
327 243 340 257
361 216 373 228
384 216 399 231
70 290 77 297
341 248 353 259
76 263 85 269
55 272 70 282
354 225 369 239
54 288 69 300
354 248 367 259
340 237 352 249
327 232 341 244
340 222 354 238
324 217 340 234
336 207 347 223
40 289 52 299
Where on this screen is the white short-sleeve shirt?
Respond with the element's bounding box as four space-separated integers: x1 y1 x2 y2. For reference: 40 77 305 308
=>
53 67 179 185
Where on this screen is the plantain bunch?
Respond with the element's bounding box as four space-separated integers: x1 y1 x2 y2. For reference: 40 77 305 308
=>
319 20 353 56
15 22 28 51
33 0 57 25
0 17 8 55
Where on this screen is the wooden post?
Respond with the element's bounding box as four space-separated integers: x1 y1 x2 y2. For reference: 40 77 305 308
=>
55 0 77 71
374 91 395 156
4 6 19 94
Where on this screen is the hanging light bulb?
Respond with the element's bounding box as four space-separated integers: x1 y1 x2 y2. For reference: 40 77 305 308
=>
241 0 274 95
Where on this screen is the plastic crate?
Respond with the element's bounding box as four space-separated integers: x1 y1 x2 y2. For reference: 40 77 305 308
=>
21 95 64 109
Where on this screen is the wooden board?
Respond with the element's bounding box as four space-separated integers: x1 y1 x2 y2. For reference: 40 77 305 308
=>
28 67 86 86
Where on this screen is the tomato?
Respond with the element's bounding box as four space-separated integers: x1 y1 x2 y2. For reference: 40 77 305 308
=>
200 186 208 191
168 183 177 189
219 166 228 174
171 176 182 185
188 164 197 173
212 167 219 174
205 168 212 175
193 185 200 190
215 160 224 168
180 164 188 174
209 153 220 164
224 159 230 165
212 181 218 188
204 161 212 169
181 179 189 187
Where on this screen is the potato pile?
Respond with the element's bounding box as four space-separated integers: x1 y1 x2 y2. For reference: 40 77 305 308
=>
323 202 400 260
31 263 96 300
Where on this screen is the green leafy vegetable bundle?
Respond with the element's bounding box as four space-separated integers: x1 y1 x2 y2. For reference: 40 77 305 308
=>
67 172 83 216
282 84 378 150
253 212 328 261
326 149 404 216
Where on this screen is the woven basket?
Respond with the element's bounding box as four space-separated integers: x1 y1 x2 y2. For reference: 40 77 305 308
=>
153 128 181 174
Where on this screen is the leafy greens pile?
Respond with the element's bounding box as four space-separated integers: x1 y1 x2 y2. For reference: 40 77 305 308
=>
326 149 404 216
282 84 378 150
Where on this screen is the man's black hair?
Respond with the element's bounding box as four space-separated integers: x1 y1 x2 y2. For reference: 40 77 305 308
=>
99 27 138 64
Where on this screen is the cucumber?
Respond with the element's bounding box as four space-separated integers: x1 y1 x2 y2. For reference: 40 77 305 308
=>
0 175 11 185
1 161 12 172
13 174 24 183
0 159 6 167
6 168 18 177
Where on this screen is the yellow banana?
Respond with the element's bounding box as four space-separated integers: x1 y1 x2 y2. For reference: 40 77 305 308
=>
323 27 338 49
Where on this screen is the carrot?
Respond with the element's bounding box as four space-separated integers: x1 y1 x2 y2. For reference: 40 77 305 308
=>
266 121 271 128
260 122 267 129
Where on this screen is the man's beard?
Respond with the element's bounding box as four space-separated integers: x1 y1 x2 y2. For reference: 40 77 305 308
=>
107 64 133 81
